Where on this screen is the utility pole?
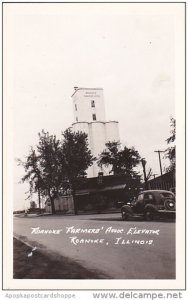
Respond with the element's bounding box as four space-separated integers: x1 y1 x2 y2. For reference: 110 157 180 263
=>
154 150 165 176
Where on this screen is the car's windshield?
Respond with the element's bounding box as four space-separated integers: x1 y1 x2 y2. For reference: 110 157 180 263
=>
137 194 144 201
130 198 137 204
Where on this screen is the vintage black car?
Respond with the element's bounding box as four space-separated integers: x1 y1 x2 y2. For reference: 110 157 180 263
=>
121 190 176 221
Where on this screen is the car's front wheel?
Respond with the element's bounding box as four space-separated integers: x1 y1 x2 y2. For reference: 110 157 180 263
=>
144 210 154 221
121 210 129 221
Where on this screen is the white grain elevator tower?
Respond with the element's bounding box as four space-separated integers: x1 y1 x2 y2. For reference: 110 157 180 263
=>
71 87 119 177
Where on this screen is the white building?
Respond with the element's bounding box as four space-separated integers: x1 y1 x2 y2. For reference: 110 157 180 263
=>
71 87 120 177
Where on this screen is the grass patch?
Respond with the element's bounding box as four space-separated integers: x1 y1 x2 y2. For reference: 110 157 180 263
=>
13 238 109 279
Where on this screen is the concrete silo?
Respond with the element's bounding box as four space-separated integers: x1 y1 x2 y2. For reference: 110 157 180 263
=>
71 87 120 177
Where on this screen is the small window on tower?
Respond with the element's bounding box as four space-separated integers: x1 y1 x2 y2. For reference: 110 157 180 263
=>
91 100 95 108
75 104 77 111
92 114 96 121
76 117 78 122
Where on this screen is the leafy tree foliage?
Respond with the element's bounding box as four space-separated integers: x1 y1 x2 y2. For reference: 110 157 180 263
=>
61 128 95 214
36 130 63 214
18 129 94 215
18 131 63 214
165 117 176 172
17 147 44 202
98 141 141 178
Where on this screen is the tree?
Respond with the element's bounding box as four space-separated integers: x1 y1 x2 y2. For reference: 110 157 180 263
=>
141 158 153 190
165 117 176 172
17 147 44 206
18 128 94 215
61 128 95 215
98 141 141 178
18 131 64 214
36 130 64 214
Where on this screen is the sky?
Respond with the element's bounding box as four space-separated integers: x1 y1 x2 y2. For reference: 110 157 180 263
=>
3 3 180 210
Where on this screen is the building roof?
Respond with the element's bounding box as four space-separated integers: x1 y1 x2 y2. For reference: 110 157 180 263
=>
75 174 141 190
75 184 127 196
71 87 103 97
72 120 118 126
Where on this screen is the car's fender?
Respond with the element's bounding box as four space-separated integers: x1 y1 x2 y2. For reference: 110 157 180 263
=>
121 205 133 215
